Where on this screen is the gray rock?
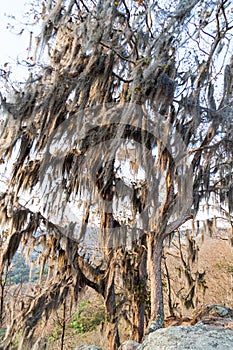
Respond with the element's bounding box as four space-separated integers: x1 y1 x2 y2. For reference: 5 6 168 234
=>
138 323 233 350
193 304 233 320
119 340 140 349
74 346 102 350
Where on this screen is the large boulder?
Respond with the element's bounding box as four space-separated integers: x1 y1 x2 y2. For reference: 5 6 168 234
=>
138 323 233 350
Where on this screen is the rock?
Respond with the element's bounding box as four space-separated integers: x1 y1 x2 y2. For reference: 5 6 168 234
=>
138 323 233 350
119 340 140 349
165 304 233 328
193 304 233 322
74 346 102 350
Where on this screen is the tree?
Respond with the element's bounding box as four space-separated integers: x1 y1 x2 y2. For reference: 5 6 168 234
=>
0 0 233 349
163 229 208 318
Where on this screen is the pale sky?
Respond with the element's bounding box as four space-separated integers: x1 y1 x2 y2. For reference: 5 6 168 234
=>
0 1 38 81
0 1 26 61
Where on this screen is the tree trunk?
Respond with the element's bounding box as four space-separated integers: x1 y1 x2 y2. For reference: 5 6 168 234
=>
97 160 120 349
132 295 145 342
104 268 120 350
61 301 66 350
0 282 4 328
136 248 147 341
147 235 164 333
0 268 8 328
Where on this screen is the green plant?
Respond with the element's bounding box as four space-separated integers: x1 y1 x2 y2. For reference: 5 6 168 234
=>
78 300 89 308
48 326 62 342
0 328 6 339
13 332 22 349
69 301 105 334
48 335 56 343
70 320 86 334
226 265 233 274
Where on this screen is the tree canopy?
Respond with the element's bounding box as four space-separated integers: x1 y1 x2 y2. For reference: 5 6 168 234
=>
0 0 233 349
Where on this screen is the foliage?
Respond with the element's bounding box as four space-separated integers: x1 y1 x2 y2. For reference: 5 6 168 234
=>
6 250 42 285
69 300 105 334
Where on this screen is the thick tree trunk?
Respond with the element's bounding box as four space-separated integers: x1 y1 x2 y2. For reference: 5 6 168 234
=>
97 160 120 349
121 246 146 343
104 269 120 350
137 249 147 341
147 235 164 333
133 296 145 342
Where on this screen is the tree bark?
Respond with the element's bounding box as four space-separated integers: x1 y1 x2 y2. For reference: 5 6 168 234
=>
61 301 66 350
137 248 147 341
97 160 120 349
147 234 164 333
104 267 120 350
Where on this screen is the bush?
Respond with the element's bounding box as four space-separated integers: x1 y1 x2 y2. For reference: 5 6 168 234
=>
69 300 105 334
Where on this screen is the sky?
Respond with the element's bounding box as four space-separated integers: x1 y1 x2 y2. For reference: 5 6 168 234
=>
0 1 38 187
0 1 38 82
0 1 26 62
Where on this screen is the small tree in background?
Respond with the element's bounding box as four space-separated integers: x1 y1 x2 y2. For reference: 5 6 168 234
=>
163 229 208 318
0 1 233 349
